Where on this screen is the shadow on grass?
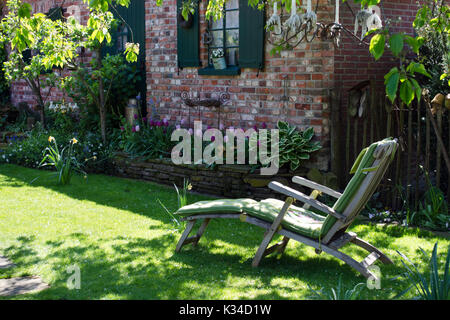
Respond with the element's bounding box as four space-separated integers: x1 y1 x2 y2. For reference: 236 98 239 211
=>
2 231 400 300
0 164 429 299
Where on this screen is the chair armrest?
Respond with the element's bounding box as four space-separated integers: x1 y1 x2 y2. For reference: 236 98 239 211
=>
292 176 342 199
268 181 346 222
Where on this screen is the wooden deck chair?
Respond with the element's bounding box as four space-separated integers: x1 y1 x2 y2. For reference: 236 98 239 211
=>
174 138 398 279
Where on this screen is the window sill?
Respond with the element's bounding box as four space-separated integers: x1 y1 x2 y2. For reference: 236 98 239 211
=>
198 66 241 76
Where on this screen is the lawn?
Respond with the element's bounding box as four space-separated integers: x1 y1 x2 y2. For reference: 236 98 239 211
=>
0 164 448 300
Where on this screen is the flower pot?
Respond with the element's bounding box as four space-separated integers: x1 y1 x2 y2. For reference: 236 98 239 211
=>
212 57 226 70
126 99 138 126
177 12 193 29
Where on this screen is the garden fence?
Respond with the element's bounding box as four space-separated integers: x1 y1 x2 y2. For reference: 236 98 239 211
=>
330 81 449 212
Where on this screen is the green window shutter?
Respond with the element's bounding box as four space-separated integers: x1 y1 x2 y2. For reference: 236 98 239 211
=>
177 0 200 68
47 7 63 21
239 1 265 69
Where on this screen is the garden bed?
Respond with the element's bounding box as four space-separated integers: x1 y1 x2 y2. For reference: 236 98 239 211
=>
113 152 313 200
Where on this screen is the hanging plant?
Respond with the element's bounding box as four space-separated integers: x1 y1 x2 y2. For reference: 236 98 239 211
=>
178 0 197 29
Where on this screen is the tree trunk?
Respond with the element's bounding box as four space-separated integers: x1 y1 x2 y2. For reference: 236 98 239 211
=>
96 47 107 143
29 77 46 128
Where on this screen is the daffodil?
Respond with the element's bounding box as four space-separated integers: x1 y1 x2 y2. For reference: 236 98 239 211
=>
71 138 78 144
48 136 55 143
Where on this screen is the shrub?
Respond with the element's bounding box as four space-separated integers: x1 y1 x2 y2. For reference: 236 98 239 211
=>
113 116 176 160
0 123 116 174
65 54 142 134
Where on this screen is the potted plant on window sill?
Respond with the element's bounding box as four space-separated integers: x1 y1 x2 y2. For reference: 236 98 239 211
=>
178 0 197 29
212 49 226 70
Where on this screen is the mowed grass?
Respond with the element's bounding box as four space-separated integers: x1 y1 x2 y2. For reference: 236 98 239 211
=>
0 164 449 300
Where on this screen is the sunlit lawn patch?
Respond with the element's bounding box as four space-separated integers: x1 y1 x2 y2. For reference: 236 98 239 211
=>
0 164 448 300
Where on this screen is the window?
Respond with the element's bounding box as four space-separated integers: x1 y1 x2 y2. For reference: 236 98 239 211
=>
208 0 239 67
177 0 265 75
116 24 129 52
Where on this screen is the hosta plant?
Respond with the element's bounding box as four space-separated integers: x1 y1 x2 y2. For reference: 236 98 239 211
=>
277 121 321 171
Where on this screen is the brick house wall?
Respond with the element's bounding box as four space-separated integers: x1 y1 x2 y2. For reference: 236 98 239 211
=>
10 0 91 107
9 0 421 171
335 0 419 97
146 0 335 170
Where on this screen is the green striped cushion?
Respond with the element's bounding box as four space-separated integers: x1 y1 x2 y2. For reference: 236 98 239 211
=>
175 198 258 216
320 138 396 236
175 198 326 239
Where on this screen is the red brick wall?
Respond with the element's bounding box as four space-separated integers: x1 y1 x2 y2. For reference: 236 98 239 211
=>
334 0 420 95
146 0 335 170
10 0 424 171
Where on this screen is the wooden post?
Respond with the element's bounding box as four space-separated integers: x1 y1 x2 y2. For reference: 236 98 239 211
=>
370 82 376 143
393 103 404 209
346 98 351 182
424 97 450 181
406 106 412 208
330 89 343 187
415 99 421 211
448 114 450 201
425 106 430 172
436 107 443 189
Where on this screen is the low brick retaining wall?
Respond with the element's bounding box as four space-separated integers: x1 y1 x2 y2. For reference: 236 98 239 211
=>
113 152 313 200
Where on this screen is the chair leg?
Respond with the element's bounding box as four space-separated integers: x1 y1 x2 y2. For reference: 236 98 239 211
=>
277 236 290 255
175 220 196 252
320 244 379 280
193 218 211 247
252 229 277 267
263 236 290 258
252 198 293 267
351 237 393 264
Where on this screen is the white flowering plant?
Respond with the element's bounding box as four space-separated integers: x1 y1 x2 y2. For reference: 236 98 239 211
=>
211 48 225 59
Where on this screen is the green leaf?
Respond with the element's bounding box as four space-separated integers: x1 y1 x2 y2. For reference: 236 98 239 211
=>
369 33 385 60
399 79 415 106
384 67 400 103
404 36 422 54
409 78 422 101
18 3 32 18
407 62 431 78
389 33 404 57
